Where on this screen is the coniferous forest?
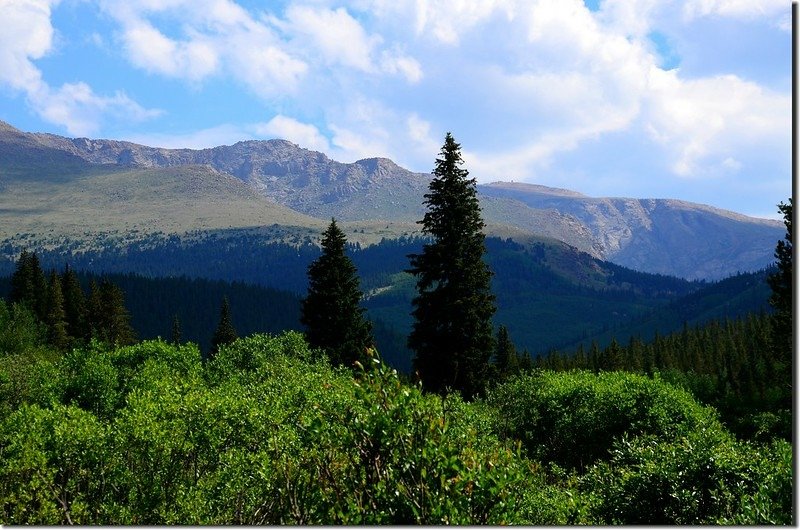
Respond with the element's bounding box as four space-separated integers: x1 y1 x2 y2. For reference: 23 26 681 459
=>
0 136 792 525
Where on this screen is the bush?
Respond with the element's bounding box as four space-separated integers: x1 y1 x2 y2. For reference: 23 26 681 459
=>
0 404 110 524
485 370 721 471
583 431 793 524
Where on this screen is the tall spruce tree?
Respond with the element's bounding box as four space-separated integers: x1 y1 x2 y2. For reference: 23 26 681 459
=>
86 280 136 346
210 296 237 357
767 199 792 405
171 314 182 345
301 219 374 367
10 250 48 321
494 325 517 377
45 270 69 351
61 264 86 344
408 133 496 399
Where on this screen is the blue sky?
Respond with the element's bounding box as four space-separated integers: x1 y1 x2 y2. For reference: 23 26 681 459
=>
0 0 792 219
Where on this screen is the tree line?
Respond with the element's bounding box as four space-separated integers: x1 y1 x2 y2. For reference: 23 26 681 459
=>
9 251 136 350
5 252 251 360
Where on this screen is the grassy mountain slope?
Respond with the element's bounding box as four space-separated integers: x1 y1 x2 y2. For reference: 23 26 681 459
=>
0 161 326 245
0 120 782 280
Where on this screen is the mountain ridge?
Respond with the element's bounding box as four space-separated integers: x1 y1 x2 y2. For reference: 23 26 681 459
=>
0 120 783 280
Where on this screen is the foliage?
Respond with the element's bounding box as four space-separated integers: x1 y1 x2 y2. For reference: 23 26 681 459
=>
540 312 789 442
86 280 136 346
583 432 793 524
2 235 771 370
0 299 48 357
0 404 111 524
45 271 69 351
493 324 517 377
408 133 496 399
0 326 791 524
767 198 791 409
486 370 721 471
301 219 374 367
9 250 48 321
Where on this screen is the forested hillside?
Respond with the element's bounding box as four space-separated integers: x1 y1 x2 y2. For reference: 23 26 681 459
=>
0 233 772 368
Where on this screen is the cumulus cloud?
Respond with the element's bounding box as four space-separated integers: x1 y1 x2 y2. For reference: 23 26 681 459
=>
256 115 332 153
282 5 377 71
1 0 787 213
0 0 160 135
644 68 789 177
31 82 162 137
682 0 788 21
100 0 423 104
100 0 309 97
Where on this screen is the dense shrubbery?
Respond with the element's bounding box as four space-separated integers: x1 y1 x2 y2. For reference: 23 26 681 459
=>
0 330 792 524
486 370 721 471
486 369 792 525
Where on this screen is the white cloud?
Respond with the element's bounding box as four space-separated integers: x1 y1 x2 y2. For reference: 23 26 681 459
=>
255 115 331 152
118 20 218 81
31 82 162 137
0 0 788 214
100 0 422 104
380 48 423 83
0 0 160 136
682 0 788 21
367 0 518 45
101 0 309 96
283 5 377 71
644 68 789 177
0 0 57 91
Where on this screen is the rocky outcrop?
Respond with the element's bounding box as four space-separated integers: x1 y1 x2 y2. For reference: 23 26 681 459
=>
478 182 782 280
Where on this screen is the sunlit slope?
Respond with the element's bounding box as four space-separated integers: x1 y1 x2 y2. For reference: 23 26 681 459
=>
0 164 325 240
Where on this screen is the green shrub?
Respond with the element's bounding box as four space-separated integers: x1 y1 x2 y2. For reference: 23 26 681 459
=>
485 370 721 470
0 404 110 524
204 331 321 384
583 431 793 524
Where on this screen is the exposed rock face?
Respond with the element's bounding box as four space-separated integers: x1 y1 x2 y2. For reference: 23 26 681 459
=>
478 182 782 280
0 121 784 280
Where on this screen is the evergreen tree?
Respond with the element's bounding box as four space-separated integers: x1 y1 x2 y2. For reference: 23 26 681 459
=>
494 325 517 377
301 219 374 367
516 349 533 372
408 133 496 399
9 250 35 306
767 199 792 403
171 314 182 345
86 280 103 341
60 264 86 344
86 280 136 346
10 250 48 321
45 271 69 351
603 338 624 371
210 296 237 357
101 280 136 346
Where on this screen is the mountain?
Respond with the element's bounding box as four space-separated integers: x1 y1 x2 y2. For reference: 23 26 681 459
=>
478 182 782 280
0 120 783 280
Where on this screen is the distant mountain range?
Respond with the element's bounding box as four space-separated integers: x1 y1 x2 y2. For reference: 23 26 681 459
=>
0 120 783 280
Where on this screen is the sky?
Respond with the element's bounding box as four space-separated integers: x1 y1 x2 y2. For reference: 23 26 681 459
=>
0 0 793 219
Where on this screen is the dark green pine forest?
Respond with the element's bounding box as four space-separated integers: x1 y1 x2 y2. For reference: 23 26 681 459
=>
0 136 792 525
